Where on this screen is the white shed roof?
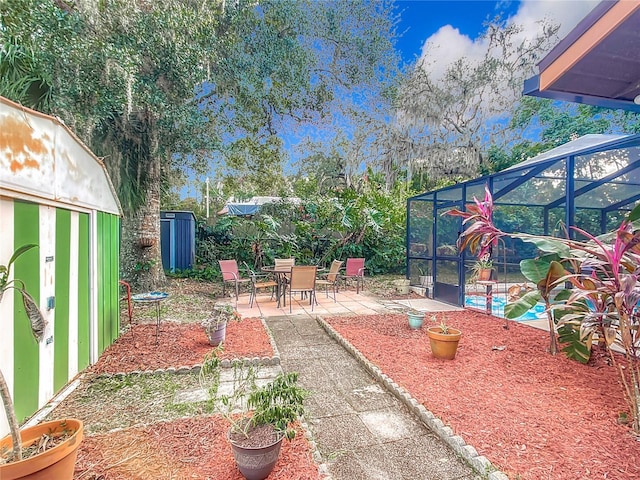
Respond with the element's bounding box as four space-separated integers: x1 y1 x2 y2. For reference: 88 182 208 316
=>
0 96 121 215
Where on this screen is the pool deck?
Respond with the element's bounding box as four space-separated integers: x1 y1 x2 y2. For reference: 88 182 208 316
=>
234 286 551 333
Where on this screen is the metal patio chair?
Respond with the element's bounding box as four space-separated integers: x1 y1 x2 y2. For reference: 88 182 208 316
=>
288 265 317 313
218 259 250 301
316 260 344 302
342 258 366 294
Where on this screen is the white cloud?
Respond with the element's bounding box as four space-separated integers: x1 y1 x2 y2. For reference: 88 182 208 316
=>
419 0 600 79
514 0 600 38
418 25 489 79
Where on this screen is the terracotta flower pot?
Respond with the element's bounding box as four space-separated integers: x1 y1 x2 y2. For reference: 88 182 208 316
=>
427 327 462 360
228 428 284 480
0 419 83 480
477 268 492 281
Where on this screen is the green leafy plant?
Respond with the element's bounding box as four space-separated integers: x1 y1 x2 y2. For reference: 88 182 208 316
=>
0 244 47 462
469 257 493 281
450 185 640 432
134 259 157 272
427 314 450 334
200 355 307 442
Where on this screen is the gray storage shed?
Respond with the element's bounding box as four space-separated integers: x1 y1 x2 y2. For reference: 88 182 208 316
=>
160 211 196 271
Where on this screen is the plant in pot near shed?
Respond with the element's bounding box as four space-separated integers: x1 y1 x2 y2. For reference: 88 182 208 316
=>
0 244 84 479
426 314 462 360
200 354 307 480
202 302 241 346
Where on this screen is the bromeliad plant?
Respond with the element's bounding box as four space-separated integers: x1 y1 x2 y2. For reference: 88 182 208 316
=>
449 186 640 432
0 244 47 462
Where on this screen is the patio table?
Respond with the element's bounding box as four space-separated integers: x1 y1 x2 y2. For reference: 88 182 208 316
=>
262 265 327 308
261 266 291 307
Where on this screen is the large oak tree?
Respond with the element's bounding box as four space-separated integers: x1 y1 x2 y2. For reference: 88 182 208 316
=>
1 0 401 290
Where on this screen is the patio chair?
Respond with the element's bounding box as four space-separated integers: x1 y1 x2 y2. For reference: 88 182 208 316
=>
342 258 366 294
218 259 250 300
272 258 295 305
288 265 317 313
244 262 278 308
316 260 344 302
274 258 295 270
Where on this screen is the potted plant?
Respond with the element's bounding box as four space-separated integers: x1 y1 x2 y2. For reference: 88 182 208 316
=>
0 244 84 479
202 302 241 346
403 293 425 330
470 256 493 281
426 314 462 360
200 354 307 480
406 310 425 330
412 265 432 289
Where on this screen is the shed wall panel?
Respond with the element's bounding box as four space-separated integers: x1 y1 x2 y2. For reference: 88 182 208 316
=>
38 205 55 408
96 212 120 354
54 208 71 393
68 211 79 379
13 201 40 423
77 213 90 371
0 198 15 435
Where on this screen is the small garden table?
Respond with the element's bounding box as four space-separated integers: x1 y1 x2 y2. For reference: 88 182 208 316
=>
131 291 169 343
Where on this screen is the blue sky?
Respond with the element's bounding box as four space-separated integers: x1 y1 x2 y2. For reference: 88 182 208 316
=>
394 0 598 74
395 0 520 63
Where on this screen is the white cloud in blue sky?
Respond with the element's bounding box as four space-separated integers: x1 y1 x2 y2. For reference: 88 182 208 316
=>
419 0 599 80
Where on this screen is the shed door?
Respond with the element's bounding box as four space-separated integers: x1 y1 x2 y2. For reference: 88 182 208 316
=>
161 219 172 271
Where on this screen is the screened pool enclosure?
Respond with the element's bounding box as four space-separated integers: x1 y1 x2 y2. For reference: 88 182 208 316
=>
407 134 640 307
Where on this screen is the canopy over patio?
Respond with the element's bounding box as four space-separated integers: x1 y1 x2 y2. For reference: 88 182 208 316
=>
523 0 640 113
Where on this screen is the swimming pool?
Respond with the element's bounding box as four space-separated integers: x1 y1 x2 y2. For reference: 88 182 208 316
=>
464 295 546 321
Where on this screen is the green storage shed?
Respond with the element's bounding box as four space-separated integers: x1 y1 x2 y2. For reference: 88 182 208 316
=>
0 96 122 435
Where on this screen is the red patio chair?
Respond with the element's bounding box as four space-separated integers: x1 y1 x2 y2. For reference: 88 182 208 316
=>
342 258 366 294
218 259 250 300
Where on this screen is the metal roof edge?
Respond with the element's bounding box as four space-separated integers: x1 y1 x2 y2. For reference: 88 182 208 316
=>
537 0 617 71
523 86 640 113
0 96 123 217
502 134 638 172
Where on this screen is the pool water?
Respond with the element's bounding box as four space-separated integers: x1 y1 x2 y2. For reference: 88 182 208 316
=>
464 295 546 321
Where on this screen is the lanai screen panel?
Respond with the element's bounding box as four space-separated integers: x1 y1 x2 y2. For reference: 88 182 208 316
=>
407 197 434 286
407 134 640 306
573 146 640 210
495 160 567 208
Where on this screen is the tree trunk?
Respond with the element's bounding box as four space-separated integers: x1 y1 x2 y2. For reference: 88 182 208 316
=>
120 152 167 292
0 368 22 461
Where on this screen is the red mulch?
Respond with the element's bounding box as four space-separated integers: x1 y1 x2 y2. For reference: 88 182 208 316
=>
326 311 640 480
76 319 318 479
90 319 273 375
74 417 318 479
